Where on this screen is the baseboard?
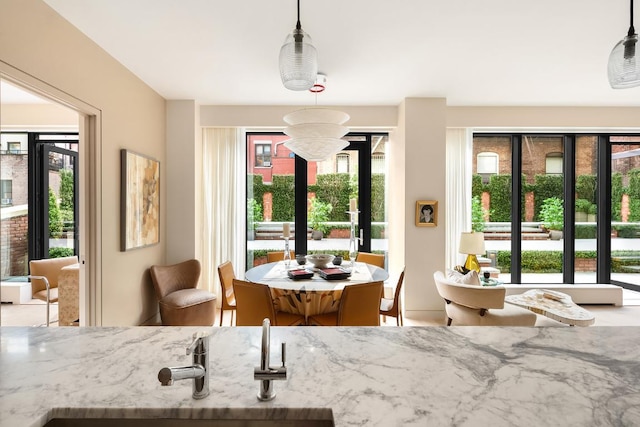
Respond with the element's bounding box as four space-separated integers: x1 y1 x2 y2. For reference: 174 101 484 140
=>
504 284 623 306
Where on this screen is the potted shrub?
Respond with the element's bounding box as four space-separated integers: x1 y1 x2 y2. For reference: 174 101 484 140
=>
575 198 591 223
308 197 332 240
539 197 564 240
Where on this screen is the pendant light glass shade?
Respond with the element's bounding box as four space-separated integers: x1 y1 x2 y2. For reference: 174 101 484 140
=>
283 107 350 162
608 0 640 88
279 1 318 91
608 34 640 88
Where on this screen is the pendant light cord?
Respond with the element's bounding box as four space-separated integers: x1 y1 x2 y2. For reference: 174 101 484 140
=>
296 0 302 30
629 0 636 37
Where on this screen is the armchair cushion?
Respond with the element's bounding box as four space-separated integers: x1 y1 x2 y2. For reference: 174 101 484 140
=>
446 269 481 286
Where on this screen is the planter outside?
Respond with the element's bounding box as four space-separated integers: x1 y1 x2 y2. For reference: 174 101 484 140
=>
549 230 563 240
311 230 323 240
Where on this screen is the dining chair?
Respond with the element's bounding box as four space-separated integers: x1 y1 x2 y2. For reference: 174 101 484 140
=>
266 251 295 263
233 279 305 326
28 255 79 327
216 261 237 326
380 268 405 326
356 252 385 268
308 281 384 326
149 259 216 326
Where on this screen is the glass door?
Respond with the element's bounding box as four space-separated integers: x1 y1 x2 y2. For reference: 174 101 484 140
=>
30 134 79 260
610 137 640 289
245 132 388 269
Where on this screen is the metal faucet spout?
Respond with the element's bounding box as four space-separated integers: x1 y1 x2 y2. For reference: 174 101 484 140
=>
254 318 287 401
158 331 210 399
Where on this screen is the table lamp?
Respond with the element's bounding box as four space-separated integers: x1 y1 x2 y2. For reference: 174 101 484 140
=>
458 232 486 273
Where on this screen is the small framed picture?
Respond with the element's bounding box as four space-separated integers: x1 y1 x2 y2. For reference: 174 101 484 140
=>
416 200 437 227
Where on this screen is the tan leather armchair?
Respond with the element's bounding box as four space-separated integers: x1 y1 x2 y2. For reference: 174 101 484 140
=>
380 268 405 326
150 259 216 326
28 255 79 326
433 271 536 326
266 251 295 263
232 279 305 326
216 261 237 326
356 252 385 268
308 281 383 326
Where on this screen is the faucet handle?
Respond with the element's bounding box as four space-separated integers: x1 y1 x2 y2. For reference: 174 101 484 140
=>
281 342 286 367
186 331 210 355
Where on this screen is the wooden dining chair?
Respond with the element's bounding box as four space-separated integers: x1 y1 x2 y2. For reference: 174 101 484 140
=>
380 268 405 326
356 252 385 268
308 281 384 326
216 261 237 326
233 279 305 326
266 251 295 263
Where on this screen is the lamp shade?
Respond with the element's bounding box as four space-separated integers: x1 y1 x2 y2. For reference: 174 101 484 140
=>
458 232 485 255
608 33 640 88
279 28 318 91
283 107 350 162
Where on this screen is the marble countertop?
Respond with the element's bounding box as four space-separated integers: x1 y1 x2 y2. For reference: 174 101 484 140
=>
1 326 640 426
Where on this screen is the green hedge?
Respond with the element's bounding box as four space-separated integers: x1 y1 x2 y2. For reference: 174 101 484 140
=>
612 172 624 221
49 247 74 258
487 175 513 221
496 250 639 273
575 224 596 239
313 174 351 221
575 174 597 204
471 174 484 200
270 175 295 221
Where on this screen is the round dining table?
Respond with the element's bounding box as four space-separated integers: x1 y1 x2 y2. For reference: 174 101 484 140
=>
245 261 389 319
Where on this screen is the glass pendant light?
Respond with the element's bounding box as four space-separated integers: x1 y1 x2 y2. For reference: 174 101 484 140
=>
608 0 640 88
279 0 318 91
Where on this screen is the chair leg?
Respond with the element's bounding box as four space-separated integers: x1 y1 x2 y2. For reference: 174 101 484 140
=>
46 301 50 327
219 308 224 326
446 317 452 326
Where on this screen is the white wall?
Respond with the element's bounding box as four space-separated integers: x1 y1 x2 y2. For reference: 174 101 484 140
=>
1 0 166 326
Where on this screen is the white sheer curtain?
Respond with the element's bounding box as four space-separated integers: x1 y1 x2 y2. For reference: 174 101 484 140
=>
201 128 245 300
445 128 473 269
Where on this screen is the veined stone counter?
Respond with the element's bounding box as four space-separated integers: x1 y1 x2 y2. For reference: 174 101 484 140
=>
1 326 639 426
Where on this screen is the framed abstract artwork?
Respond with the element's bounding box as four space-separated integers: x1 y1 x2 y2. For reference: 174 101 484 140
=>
120 149 160 251
415 200 437 227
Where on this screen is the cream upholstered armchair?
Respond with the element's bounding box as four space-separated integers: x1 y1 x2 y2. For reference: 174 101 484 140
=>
433 271 536 326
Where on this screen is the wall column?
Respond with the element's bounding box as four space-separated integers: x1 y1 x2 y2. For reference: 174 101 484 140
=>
400 98 447 312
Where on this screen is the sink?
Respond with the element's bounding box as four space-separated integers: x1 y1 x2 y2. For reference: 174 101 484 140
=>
43 408 335 427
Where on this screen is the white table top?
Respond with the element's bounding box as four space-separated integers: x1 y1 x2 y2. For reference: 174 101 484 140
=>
245 261 389 291
505 289 596 326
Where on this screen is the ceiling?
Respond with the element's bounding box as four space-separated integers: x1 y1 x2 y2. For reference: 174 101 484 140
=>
19 0 640 107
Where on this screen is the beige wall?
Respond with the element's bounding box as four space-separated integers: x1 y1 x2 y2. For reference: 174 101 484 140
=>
1 0 166 326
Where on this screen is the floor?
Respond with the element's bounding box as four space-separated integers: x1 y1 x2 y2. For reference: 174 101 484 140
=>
3 289 640 327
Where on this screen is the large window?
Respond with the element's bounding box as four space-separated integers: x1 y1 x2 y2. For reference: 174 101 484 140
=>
246 132 388 270
255 142 272 167
473 133 639 291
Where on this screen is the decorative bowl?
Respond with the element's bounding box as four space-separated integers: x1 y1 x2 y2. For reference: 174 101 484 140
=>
305 254 335 269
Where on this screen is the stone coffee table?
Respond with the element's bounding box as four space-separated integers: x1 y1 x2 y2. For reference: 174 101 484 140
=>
505 289 595 326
